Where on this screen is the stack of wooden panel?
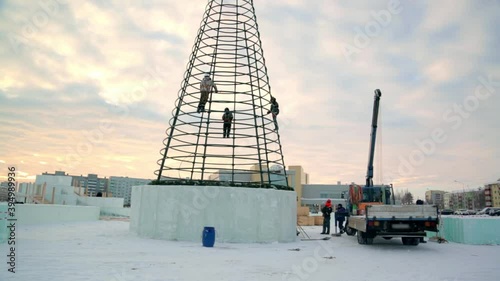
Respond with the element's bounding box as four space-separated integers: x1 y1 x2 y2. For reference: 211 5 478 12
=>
314 216 324 226
297 206 315 226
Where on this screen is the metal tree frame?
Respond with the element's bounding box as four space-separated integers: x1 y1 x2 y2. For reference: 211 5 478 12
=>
155 0 289 189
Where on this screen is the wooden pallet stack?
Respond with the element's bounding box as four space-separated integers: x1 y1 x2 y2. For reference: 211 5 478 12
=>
297 206 315 226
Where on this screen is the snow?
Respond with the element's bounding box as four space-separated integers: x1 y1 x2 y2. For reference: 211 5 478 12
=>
1 220 499 281
131 185 297 243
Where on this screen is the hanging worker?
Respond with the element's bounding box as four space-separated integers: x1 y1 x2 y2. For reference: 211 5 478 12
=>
267 96 279 130
198 73 218 113
222 107 233 138
321 199 333 235
335 203 348 234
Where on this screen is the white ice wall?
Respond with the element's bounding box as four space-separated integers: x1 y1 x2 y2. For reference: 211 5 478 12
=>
77 197 124 208
15 204 100 225
100 207 131 217
130 185 297 243
427 216 500 245
44 186 78 205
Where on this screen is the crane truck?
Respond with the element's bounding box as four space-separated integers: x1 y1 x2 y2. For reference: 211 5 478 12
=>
343 89 439 246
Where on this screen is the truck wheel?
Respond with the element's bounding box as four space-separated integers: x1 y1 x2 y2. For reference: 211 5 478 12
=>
410 238 420 246
382 237 392 240
357 231 368 245
402 237 410 245
402 237 420 246
345 226 356 236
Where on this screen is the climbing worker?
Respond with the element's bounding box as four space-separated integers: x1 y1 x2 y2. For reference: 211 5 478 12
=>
198 73 218 113
222 107 233 138
267 96 279 130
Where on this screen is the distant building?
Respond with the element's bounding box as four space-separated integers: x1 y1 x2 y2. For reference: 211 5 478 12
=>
301 182 351 212
425 190 446 209
42 171 108 196
288 166 309 208
207 165 289 188
485 179 500 207
446 189 485 210
443 192 452 209
208 169 252 183
108 176 152 206
0 182 9 202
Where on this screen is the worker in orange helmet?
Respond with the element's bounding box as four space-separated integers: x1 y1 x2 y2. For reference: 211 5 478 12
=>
321 199 333 234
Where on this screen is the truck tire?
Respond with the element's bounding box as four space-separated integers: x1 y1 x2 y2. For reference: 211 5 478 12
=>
357 231 366 244
357 231 373 245
382 237 392 240
345 226 356 236
402 237 420 246
411 238 420 246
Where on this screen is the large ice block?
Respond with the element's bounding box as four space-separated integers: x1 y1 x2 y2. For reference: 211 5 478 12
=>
15 204 100 225
427 216 500 245
77 196 124 208
130 185 297 243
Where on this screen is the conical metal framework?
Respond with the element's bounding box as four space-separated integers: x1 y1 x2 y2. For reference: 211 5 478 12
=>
155 0 289 189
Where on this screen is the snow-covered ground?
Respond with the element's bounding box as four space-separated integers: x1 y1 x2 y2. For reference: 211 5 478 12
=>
1 219 499 281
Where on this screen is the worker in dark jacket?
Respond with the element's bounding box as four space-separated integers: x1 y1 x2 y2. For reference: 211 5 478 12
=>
335 204 348 233
321 199 333 234
222 108 233 138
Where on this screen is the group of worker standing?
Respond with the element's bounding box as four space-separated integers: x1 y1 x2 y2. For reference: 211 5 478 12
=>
321 199 348 235
197 73 280 138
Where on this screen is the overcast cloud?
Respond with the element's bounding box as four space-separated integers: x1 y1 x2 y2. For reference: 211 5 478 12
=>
1 0 499 199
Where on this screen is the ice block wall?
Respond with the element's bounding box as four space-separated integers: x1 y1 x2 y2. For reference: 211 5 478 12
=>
427 216 500 245
15 204 100 225
77 197 124 208
130 185 297 243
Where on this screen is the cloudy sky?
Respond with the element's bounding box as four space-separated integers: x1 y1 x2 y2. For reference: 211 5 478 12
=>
1 0 499 199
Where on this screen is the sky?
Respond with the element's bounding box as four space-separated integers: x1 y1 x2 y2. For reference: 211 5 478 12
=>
0 0 499 199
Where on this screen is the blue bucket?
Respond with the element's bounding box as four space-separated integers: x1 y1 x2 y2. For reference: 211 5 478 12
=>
202 226 215 247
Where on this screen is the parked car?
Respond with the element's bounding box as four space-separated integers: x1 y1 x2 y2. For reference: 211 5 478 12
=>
477 207 500 215
467 210 477 215
454 209 469 215
488 209 500 216
439 209 454 215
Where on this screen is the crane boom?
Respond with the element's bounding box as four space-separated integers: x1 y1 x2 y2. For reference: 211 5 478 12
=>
365 89 382 187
